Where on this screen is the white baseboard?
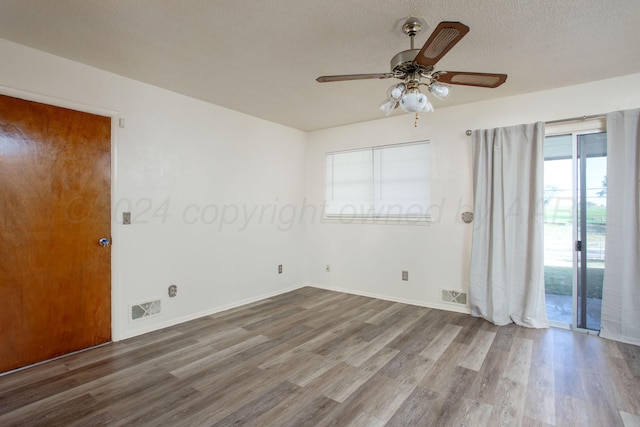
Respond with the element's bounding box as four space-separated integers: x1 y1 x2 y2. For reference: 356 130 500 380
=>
117 283 306 341
306 282 471 315
117 281 471 341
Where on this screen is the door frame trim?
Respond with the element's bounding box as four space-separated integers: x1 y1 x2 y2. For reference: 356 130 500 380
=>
0 84 123 341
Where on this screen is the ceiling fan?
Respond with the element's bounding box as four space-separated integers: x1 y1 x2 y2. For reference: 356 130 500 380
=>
316 17 507 124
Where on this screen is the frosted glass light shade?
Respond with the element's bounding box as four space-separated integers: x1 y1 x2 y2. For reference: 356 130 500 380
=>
387 83 406 100
429 82 450 100
379 98 397 115
399 92 428 113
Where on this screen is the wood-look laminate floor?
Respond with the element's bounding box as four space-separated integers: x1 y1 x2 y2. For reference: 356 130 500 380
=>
1 287 639 426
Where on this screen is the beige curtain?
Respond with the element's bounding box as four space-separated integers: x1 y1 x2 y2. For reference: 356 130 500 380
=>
600 108 640 345
469 122 548 328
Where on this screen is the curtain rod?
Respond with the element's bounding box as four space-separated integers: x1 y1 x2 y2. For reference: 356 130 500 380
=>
545 113 606 125
465 113 607 136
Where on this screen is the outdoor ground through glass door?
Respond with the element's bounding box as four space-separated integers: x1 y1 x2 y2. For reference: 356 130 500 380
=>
543 132 606 330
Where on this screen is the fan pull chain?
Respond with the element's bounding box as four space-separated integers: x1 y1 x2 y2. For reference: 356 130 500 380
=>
414 112 419 127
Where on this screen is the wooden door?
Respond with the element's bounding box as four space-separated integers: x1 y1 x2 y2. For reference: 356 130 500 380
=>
0 94 111 373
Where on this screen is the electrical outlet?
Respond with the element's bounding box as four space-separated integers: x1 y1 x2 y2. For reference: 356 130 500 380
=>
325 264 331 272
168 284 177 298
402 270 409 281
278 264 283 274
123 211 131 225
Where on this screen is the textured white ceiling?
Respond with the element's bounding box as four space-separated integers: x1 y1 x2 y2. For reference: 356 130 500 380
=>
1 0 639 131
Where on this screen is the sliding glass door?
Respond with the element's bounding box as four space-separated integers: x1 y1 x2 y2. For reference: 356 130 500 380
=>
543 130 607 331
575 132 607 330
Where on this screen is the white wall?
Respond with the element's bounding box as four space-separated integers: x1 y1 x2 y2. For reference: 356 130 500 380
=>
0 39 308 340
304 73 640 311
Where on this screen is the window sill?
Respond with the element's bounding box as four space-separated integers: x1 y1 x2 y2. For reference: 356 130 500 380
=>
322 216 431 226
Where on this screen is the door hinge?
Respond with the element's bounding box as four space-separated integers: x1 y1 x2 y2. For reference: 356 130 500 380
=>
575 240 582 251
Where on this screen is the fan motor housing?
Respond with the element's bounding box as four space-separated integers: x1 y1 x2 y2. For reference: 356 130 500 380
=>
391 49 432 75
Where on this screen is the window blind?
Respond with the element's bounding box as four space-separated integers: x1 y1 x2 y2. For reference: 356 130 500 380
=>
325 141 430 218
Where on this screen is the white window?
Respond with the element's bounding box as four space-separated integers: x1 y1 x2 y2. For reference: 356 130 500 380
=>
325 141 430 219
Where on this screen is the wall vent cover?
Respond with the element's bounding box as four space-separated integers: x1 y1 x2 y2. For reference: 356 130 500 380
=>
130 299 161 321
441 289 467 305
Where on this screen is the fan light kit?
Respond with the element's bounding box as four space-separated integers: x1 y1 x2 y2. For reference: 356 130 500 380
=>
317 17 507 127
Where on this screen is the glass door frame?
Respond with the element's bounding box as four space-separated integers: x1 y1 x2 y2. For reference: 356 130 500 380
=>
545 118 606 333
574 129 607 333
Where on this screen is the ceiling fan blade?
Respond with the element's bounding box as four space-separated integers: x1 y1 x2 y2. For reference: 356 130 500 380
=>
436 71 507 88
414 21 469 67
316 73 394 83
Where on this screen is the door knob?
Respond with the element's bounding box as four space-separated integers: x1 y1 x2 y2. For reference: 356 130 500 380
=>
98 237 110 247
